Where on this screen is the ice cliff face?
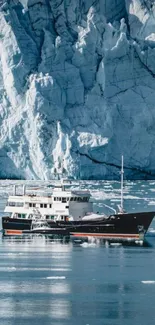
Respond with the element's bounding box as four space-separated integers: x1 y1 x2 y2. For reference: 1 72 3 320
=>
1 0 155 179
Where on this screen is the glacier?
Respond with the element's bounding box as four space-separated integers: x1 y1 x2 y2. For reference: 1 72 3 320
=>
0 0 155 179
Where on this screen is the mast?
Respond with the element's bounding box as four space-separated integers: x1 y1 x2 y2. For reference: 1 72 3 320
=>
120 155 124 211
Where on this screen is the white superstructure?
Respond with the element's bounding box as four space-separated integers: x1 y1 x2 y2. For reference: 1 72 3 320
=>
4 180 93 221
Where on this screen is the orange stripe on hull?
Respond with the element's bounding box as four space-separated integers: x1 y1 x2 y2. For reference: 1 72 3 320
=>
5 230 23 235
70 233 140 239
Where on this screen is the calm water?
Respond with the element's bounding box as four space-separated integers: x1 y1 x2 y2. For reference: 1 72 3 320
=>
1 180 155 325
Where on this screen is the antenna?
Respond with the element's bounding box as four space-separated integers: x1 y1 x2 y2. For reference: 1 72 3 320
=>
78 151 81 180
14 185 17 196
120 155 124 211
23 185 26 195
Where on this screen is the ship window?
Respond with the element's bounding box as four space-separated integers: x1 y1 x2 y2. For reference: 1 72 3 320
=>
8 201 24 207
21 214 26 219
29 203 36 207
16 202 24 207
61 216 64 220
17 214 21 218
40 203 48 208
46 215 54 220
70 197 73 201
55 197 62 201
8 202 16 206
62 198 67 203
49 204 52 208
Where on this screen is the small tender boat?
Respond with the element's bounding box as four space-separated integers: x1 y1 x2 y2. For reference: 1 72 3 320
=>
23 219 69 235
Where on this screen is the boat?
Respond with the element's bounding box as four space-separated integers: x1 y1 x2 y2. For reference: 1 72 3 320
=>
2 157 155 242
23 219 69 235
2 179 94 236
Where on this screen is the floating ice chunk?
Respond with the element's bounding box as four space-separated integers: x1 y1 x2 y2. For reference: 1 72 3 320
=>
142 281 155 284
110 243 122 247
80 242 97 247
46 276 66 280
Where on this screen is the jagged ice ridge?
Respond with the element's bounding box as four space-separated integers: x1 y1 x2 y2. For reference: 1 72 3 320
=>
0 0 155 179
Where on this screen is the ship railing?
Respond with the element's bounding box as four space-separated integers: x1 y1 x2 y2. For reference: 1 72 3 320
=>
102 203 117 215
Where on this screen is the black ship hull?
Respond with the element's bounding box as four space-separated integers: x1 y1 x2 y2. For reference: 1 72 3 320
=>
23 227 69 235
2 211 155 241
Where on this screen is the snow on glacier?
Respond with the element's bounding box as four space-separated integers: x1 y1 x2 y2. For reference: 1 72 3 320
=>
1 0 155 179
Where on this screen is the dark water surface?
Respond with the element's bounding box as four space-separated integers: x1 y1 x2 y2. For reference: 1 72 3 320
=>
0 180 155 325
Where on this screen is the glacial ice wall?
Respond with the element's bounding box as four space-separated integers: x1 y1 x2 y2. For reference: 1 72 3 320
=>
1 0 155 179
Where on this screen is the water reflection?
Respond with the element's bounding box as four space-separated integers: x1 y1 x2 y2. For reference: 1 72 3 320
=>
0 236 72 324
0 234 155 324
